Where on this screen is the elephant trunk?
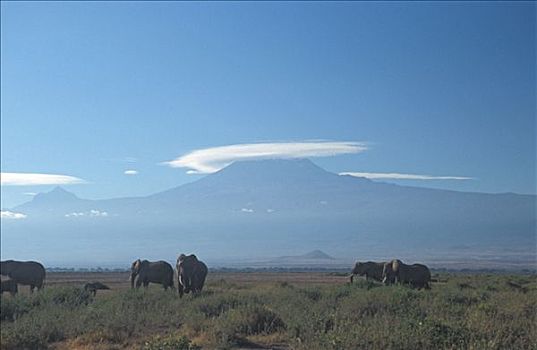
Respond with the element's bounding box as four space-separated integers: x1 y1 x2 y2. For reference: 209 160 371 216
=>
130 272 136 289
349 274 354 284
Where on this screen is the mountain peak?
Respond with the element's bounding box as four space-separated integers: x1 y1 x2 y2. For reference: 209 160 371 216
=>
274 250 337 263
218 158 325 173
33 187 79 201
300 250 335 260
204 158 338 185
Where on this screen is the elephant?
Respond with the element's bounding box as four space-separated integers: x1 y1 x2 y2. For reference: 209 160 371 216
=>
382 261 431 289
84 282 110 296
130 259 174 290
0 260 46 292
380 259 402 285
349 261 386 283
1 279 18 296
176 254 208 298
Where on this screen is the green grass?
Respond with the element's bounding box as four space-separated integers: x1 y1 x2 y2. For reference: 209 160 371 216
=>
1 274 536 349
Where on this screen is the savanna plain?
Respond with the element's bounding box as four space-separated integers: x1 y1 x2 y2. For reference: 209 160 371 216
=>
1 271 536 350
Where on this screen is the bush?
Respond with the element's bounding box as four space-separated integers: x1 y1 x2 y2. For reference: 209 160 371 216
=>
143 334 200 350
1 274 535 349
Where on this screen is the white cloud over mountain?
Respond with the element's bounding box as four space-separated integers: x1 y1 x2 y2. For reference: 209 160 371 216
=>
1 210 27 219
1 173 86 186
164 141 367 174
65 210 109 218
340 172 473 180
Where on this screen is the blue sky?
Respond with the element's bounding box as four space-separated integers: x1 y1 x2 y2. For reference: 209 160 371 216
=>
1 1 535 208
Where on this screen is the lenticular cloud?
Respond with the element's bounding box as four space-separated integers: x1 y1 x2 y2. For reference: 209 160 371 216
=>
339 172 473 180
164 141 367 174
1 173 85 186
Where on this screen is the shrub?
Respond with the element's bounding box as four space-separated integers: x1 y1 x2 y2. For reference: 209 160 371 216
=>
142 334 200 350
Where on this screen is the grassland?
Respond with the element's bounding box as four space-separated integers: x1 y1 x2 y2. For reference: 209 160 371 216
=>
1 271 536 349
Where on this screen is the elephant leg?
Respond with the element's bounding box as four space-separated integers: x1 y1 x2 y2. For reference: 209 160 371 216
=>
30 285 35 293
178 284 184 298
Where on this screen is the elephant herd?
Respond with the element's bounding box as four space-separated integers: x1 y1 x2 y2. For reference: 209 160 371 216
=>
2 256 432 297
129 253 208 298
0 254 208 298
349 259 432 289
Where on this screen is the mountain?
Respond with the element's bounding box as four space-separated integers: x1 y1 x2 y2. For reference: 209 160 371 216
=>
300 250 335 260
2 159 535 268
278 250 336 261
260 250 339 268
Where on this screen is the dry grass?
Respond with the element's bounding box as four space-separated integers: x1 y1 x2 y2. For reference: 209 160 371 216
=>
1 272 536 349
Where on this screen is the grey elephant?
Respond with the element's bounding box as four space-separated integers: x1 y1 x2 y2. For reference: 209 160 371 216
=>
84 282 110 296
130 259 174 290
0 260 46 292
1 279 18 296
383 261 431 289
176 254 208 298
349 261 386 283
380 259 403 285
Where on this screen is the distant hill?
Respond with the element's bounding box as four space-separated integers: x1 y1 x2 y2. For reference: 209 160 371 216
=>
282 250 336 260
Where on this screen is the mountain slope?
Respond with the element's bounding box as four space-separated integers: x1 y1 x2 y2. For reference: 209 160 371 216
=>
4 159 535 266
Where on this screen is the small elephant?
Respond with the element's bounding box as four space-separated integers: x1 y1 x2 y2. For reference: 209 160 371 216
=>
349 261 386 283
1 279 18 296
176 254 208 298
130 259 174 290
0 260 46 292
383 260 431 289
84 282 110 296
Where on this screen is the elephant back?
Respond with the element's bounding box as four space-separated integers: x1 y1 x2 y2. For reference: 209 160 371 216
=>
148 261 174 274
352 261 385 281
2 261 45 287
399 263 431 286
194 260 208 277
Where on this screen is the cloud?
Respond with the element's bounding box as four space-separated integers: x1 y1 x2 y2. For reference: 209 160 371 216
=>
339 172 473 180
1 173 86 186
65 209 109 218
1 210 27 220
102 157 138 163
124 170 138 175
164 141 367 174
241 208 254 213
23 192 37 196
